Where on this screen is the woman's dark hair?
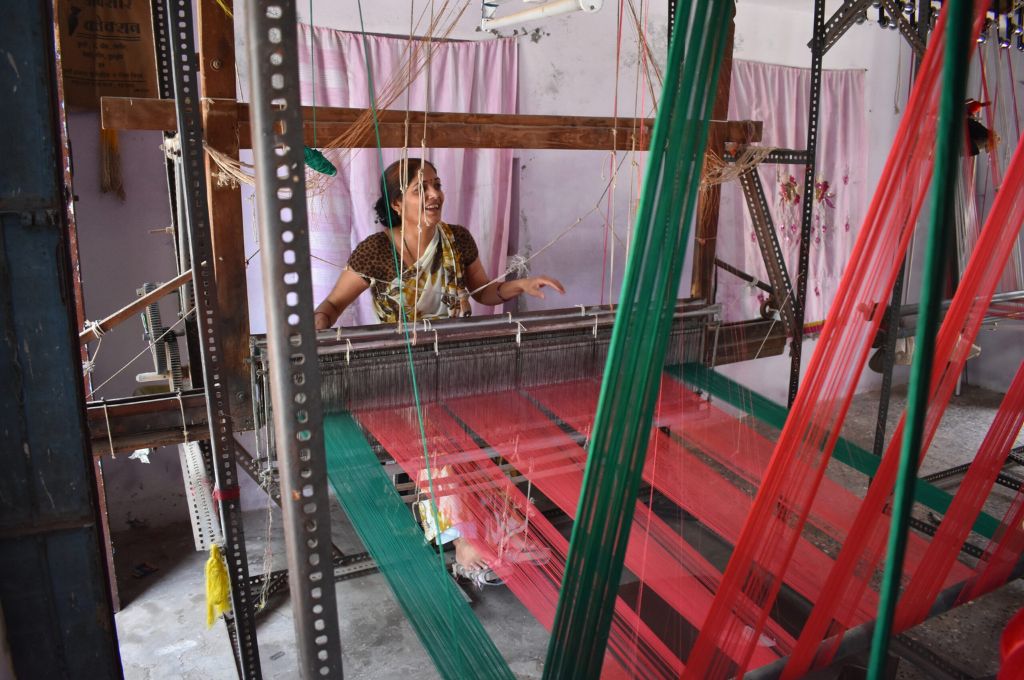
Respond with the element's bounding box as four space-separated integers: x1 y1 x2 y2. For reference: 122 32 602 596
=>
373 158 436 226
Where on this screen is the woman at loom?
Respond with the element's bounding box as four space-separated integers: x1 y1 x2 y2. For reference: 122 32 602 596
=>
314 157 561 585
313 157 564 328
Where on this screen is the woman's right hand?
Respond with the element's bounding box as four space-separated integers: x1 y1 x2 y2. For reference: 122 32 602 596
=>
314 269 371 330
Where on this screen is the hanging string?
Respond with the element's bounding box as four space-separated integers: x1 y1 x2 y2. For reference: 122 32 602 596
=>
212 0 232 18
102 399 117 459
599 0 627 307
351 5 489 674
309 0 317 146
301 2 336 177
81 320 106 375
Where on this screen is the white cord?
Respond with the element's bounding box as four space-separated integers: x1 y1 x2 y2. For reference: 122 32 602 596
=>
89 306 195 397
102 399 116 459
83 319 106 337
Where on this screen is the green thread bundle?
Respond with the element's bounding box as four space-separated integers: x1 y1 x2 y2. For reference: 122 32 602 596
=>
542 1 732 677
323 412 514 680
304 146 337 176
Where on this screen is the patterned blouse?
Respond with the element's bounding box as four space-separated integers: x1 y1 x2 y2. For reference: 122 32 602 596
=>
346 223 480 323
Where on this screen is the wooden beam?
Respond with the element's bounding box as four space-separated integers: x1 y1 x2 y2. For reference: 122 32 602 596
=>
101 97 763 151
198 0 252 430
86 392 209 455
708 318 788 366
79 270 193 344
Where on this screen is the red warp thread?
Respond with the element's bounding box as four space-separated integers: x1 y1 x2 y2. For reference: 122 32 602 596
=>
681 4 993 677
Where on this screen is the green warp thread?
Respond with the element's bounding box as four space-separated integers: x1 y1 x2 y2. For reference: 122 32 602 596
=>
323 412 514 680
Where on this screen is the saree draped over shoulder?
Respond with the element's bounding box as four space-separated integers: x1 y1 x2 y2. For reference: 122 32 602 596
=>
347 222 477 323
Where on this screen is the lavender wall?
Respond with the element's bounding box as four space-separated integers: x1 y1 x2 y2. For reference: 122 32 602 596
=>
69 111 190 531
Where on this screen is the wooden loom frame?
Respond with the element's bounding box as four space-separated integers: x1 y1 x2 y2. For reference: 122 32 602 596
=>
67 1 1024 679
87 2 771 453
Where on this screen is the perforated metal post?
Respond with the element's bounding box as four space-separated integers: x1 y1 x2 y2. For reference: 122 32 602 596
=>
163 0 262 676
788 0 826 407
668 0 678 43
151 0 204 388
244 1 343 677
737 167 797 334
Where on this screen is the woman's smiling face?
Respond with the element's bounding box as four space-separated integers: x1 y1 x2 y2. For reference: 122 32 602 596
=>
392 164 444 229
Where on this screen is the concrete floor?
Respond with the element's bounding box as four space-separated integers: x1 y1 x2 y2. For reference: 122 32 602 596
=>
114 500 551 680
113 384 1024 679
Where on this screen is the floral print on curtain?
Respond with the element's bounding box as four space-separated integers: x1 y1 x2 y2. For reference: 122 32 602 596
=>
717 59 867 324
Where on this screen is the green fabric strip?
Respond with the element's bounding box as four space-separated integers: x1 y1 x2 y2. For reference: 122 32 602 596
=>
674 363 1000 539
542 2 732 677
323 412 514 680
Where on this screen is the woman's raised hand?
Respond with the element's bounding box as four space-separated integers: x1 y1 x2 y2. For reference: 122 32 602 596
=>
518 276 565 300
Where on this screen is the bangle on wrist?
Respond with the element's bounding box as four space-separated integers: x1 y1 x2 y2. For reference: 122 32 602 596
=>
496 282 512 303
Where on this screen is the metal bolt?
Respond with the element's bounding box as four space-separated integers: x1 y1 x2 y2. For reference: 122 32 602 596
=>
211 58 223 70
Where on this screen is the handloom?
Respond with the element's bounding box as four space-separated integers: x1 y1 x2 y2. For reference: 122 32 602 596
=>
242 2 1024 679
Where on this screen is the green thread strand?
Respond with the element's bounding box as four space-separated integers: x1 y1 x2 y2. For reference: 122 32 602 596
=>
350 4 505 675
542 2 732 677
868 1 972 676
324 413 514 680
355 0 449 584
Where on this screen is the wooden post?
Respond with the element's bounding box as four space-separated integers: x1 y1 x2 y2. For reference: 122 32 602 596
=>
197 0 252 430
691 3 736 303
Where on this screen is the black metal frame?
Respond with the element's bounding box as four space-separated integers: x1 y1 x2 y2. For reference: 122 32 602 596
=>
162 0 262 675
737 165 798 335
150 0 204 390
243 0 344 676
788 0 826 407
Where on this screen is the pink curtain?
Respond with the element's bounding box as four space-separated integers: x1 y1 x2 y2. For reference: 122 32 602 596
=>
717 59 866 324
297 27 518 326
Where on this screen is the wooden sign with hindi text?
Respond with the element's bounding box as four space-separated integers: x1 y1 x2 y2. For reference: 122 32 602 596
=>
56 0 159 109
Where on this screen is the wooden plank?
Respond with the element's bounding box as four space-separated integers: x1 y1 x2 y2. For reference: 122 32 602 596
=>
86 391 209 455
79 270 192 344
198 0 252 430
691 3 736 302
708 318 788 365
101 96 763 151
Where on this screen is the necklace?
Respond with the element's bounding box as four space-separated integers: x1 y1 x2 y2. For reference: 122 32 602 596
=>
392 226 437 270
